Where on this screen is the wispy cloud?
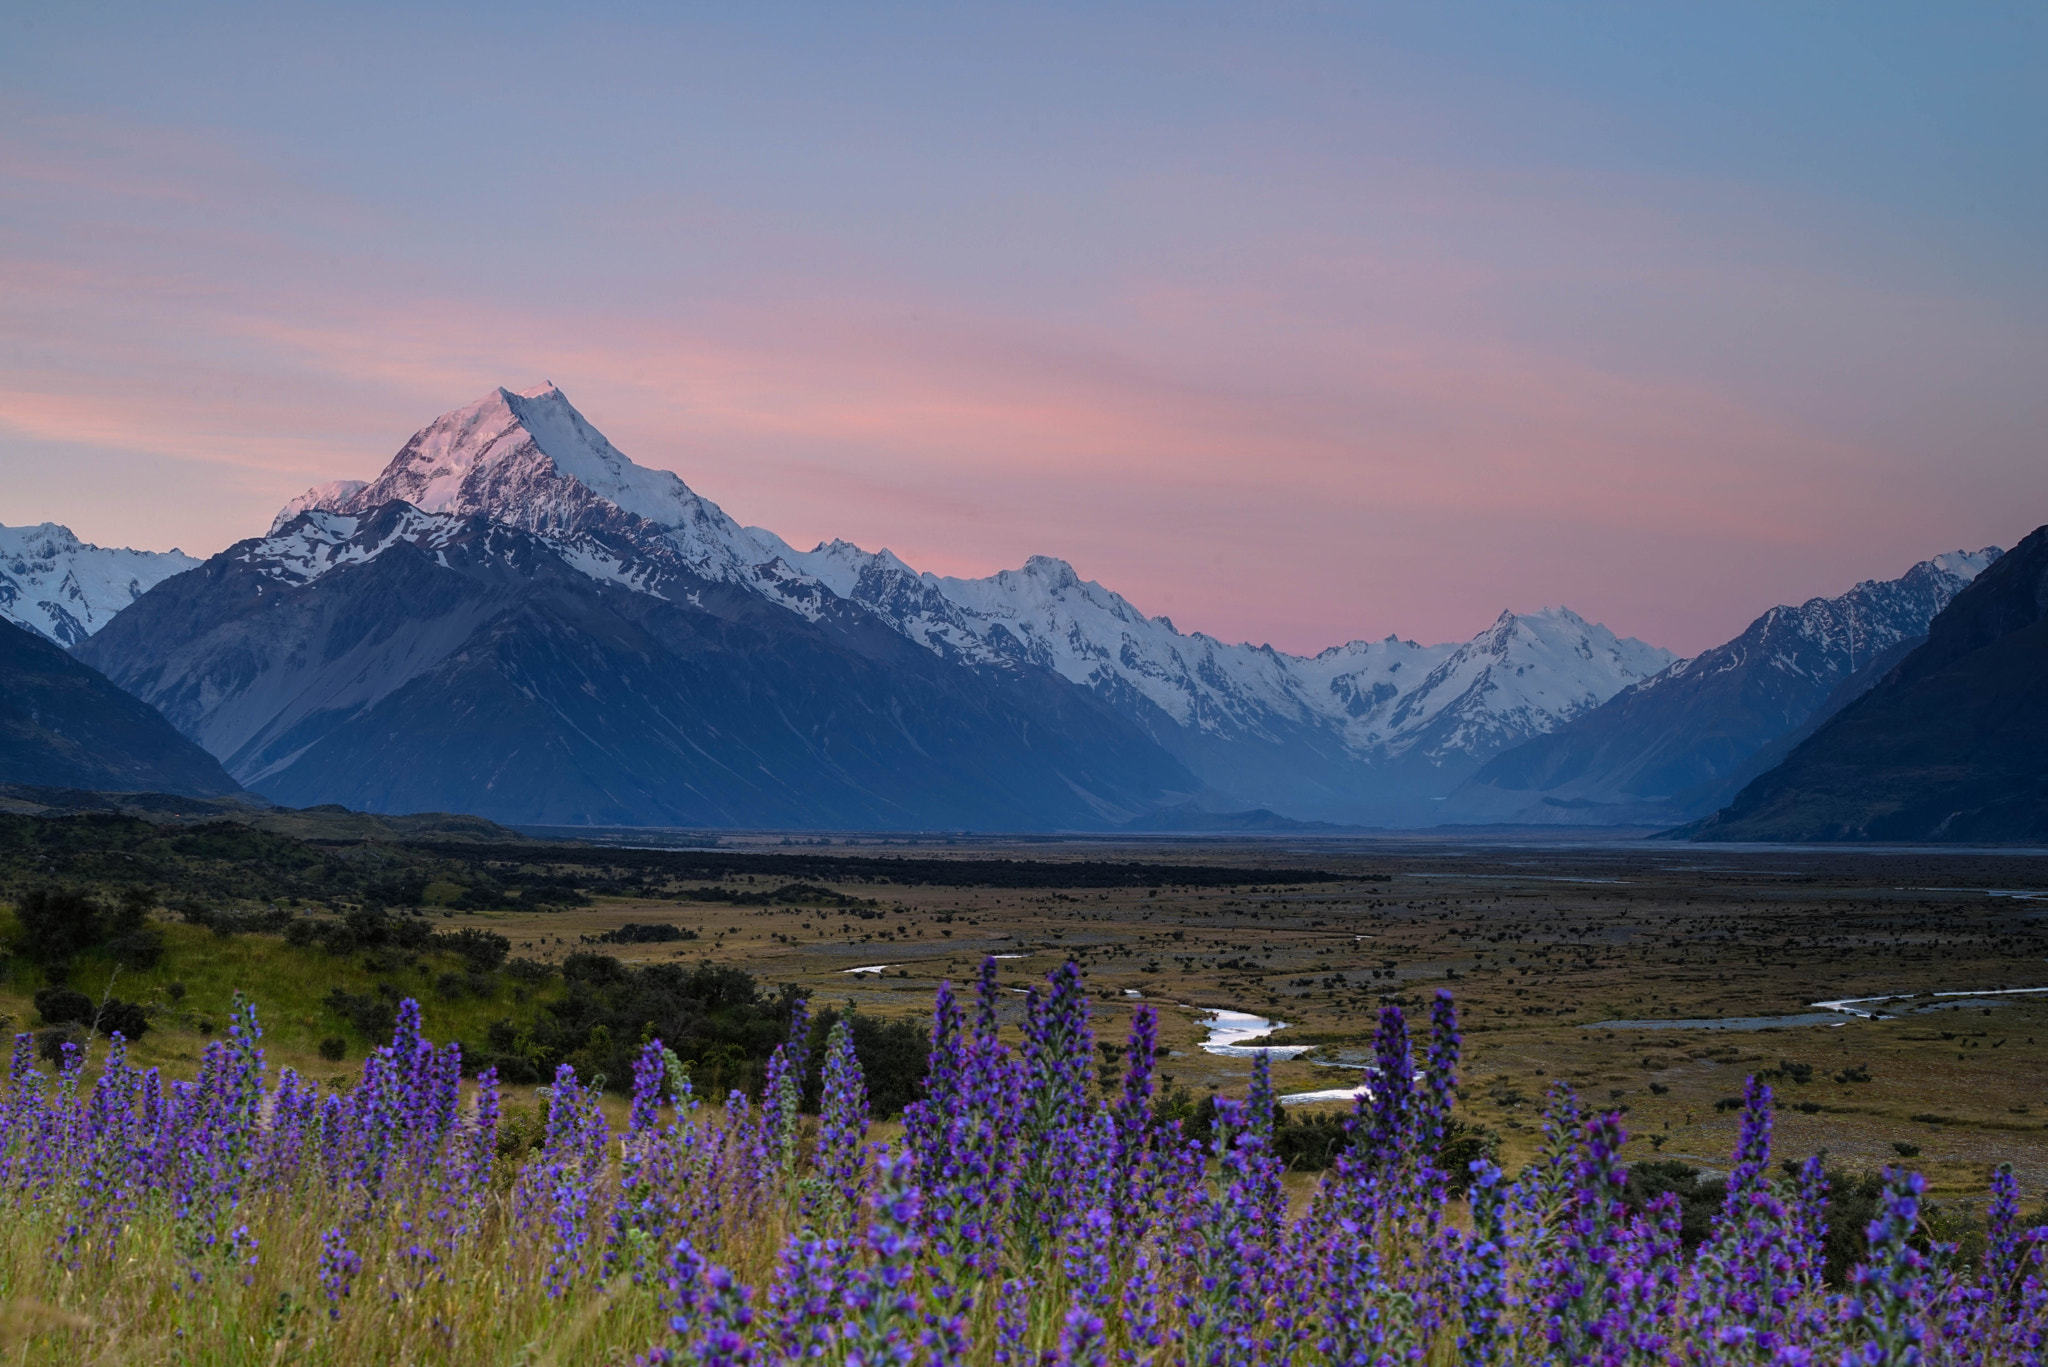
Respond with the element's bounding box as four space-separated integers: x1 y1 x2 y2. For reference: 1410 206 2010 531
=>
0 85 2038 654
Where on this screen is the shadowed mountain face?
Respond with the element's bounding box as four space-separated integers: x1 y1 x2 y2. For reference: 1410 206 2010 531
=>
75 505 1197 828
1690 525 2048 843
0 618 239 798
1441 549 2000 826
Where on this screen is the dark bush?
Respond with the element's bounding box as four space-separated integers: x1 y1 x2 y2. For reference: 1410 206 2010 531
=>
341 907 392 948
1272 1108 1350 1171
324 985 400 1039
823 1012 937 1114
391 916 434 951
318 1037 347 1062
100 999 149 1039
104 925 165 968
595 923 696 945
14 886 102 969
503 957 554 984
436 927 511 971
181 904 294 937
475 956 801 1096
33 986 93 1027
31 987 148 1040
1818 1169 1886 1286
104 886 165 968
36 1026 83 1065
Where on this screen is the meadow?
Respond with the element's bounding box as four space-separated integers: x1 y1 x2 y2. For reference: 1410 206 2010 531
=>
3 954 2047 1365
3 824 2048 1362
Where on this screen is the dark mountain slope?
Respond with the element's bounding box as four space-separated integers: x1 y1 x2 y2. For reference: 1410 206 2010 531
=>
1443 550 1998 825
76 506 1196 828
0 619 240 797
1692 524 2048 843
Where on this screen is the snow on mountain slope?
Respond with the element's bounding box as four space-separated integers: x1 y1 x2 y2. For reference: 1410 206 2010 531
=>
272 383 1673 815
1444 545 2005 826
1644 547 1999 697
280 383 816 603
268 481 367 535
0 523 200 646
246 504 683 607
781 542 1672 768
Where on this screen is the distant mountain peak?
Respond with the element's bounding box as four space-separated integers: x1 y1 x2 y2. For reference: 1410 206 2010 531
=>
270 479 368 535
0 521 199 646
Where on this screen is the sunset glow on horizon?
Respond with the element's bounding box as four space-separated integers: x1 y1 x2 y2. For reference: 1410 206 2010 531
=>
2 4 2042 657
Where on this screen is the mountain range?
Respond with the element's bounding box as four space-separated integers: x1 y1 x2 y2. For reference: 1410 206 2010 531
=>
18 380 2030 835
1440 548 2000 827
69 383 1677 827
1688 523 2048 843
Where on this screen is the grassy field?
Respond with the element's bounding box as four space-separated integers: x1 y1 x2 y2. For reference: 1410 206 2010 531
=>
3 828 2048 1363
6 830 2048 1202
427 836 2048 1200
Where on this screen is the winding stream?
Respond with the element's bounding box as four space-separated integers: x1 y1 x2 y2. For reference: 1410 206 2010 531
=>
1192 979 2048 1106
1589 983 2048 1031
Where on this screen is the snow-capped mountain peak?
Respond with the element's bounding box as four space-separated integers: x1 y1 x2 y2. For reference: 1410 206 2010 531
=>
269 480 368 536
1924 547 2000 583
0 522 200 646
254 382 1678 821
284 384 847 615
303 383 710 532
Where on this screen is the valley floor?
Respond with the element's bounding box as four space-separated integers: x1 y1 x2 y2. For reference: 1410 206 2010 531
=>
477 834 2048 1201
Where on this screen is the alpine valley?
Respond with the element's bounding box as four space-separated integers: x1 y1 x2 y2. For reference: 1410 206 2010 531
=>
21 382 2013 832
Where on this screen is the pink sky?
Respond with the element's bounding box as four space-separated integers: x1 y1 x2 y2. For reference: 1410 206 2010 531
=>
2 10 2043 656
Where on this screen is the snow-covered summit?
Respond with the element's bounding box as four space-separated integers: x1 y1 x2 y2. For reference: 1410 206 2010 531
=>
1652 547 2001 692
0 522 199 646
285 384 838 611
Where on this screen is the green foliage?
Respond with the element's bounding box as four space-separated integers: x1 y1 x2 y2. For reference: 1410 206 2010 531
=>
12 883 165 979
800 1007 931 1118
436 927 511 970
14 886 103 971
476 954 800 1090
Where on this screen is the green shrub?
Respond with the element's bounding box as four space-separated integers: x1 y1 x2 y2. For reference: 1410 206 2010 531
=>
13 886 102 971
434 927 511 971
32 987 93 1028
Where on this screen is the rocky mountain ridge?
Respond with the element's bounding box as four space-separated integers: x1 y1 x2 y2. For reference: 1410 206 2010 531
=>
0 522 199 646
1443 547 2001 826
1689 525 2048 842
